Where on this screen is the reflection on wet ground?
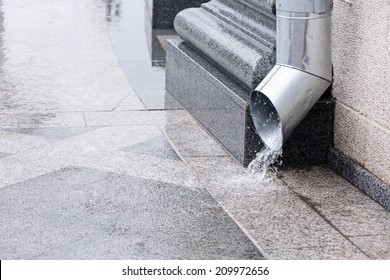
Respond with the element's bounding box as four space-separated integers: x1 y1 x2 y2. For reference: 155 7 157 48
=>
106 0 180 109
0 0 139 113
105 0 122 21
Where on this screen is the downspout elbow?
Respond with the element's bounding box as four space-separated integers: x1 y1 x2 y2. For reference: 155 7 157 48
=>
250 0 333 151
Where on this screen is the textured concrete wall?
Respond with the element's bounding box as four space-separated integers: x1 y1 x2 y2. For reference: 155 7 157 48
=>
332 0 390 184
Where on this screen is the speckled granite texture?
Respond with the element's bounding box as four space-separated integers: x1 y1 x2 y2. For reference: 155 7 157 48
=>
174 0 276 89
145 0 210 29
166 39 334 166
236 0 276 17
329 148 390 211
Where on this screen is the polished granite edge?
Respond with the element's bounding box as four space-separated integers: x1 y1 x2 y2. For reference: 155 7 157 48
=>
174 1 275 89
328 148 390 211
166 39 335 166
167 39 250 109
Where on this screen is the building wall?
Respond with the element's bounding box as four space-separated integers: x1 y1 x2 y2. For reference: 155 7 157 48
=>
332 0 390 185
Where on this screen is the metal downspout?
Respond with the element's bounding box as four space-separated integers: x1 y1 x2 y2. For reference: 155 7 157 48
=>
249 0 333 151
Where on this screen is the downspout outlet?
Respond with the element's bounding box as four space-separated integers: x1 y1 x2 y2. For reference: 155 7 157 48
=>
250 0 333 151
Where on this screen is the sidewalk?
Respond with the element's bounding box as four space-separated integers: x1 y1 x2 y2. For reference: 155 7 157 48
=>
0 0 389 260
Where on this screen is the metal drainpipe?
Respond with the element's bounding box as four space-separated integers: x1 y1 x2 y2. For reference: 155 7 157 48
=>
249 0 333 151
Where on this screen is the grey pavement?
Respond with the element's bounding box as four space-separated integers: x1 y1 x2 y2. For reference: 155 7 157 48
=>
0 0 389 260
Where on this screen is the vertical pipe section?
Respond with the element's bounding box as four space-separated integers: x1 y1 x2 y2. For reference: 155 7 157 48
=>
250 0 333 151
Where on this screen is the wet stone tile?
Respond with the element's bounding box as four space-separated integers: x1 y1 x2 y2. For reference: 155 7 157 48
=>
137 89 168 110
0 129 55 154
113 94 146 111
279 165 350 189
0 113 86 128
0 167 263 260
268 243 368 260
349 235 390 259
115 153 202 190
120 61 166 91
135 89 183 110
184 156 292 198
3 127 101 140
0 156 46 189
83 111 166 126
292 186 390 237
77 151 198 189
0 152 11 159
121 135 181 161
221 194 352 252
84 110 195 127
108 31 150 62
163 122 229 157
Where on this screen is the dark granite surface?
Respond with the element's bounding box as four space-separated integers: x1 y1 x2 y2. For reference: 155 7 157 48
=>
280 98 335 165
145 0 209 29
329 148 390 211
166 39 335 166
244 98 334 166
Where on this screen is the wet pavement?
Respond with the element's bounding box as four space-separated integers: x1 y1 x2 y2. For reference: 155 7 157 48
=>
1 0 390 260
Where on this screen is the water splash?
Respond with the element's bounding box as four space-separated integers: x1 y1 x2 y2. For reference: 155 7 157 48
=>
248 120 283 181
248 146 282 182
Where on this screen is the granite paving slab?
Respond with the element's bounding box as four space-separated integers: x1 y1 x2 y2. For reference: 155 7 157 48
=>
349 235 390 259
0 152 10 159
279 166 349 189
0 167 263 260
83 110 195 127
208 193 367 259
0 129 54 154
122 135 181 161
0 113 86 128
162 122 229 157
2 127 101 141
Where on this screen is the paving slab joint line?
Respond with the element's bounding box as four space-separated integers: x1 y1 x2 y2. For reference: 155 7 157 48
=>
161 135 269 258
283 180 371 259
192 180 270 259
82 112 87 127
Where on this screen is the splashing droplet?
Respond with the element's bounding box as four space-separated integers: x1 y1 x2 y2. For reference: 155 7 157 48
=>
248 146 282 182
